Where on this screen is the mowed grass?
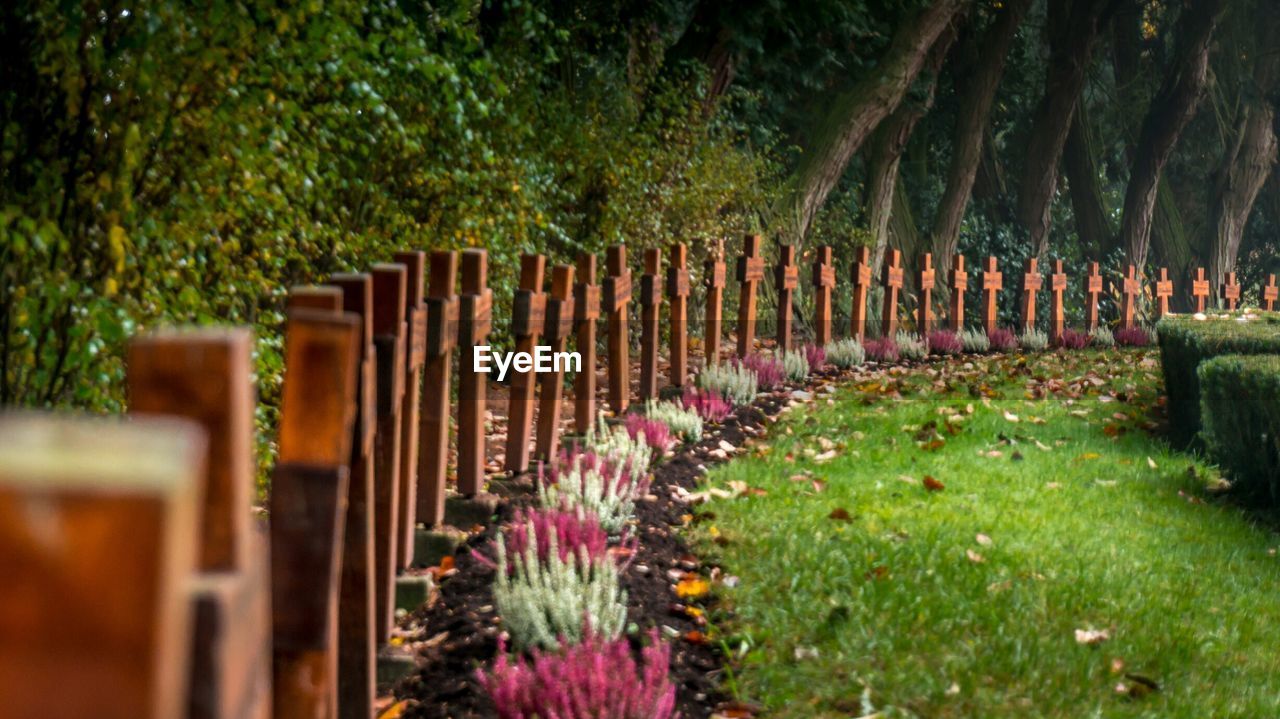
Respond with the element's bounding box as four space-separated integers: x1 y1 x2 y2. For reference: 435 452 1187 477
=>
691 349 1280 718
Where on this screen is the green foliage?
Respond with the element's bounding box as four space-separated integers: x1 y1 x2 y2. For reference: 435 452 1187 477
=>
1199 354 1280 504
1088 326 1116 348
894 330 927 361
781 349 810 382
1156 312 1280 446
824 338 866 369
1019 328 1049 351
961 328 990 353
696 362 759 406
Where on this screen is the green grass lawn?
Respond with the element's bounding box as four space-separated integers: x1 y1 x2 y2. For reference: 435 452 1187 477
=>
692 348 1280 718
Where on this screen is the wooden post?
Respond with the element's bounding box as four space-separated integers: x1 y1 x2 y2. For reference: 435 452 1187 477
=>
812 246 836 346
1221 271 1241 310
506 254 546 473
536 264 576 463
370 264 407 645
1192 267 1210 313
573 253 600 433
1119 265 1141 329
881 249 903 338
982 256 1002 335
639 248 663 399
1264 274 1278 311
1084 262 1103 331
917 253 935 334
288 285 344 313
775 244 799 351
0 413 203 719
1155 268 1174 319
1049 260 1067 344
736 235 765 356
1020 257 1043 332
271 309 360 719
418 251 458 528
948 255 967 332
457 250 492 496
704 249 726 365
392 251 425 571
604 245 633 413
850 247 872 342
329 272 377 719
667 244 690 386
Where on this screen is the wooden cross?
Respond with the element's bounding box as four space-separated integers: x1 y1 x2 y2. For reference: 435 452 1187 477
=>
330 272 378 717
704 248 726 365
639 248 663 399
775 244 799 351
982 256 1002 336
917 253 936 334
271 308 360 719
1192 267 1210 313
505 254 546 473
1221 271 1241 310
536 264 576 463
1155 267 1174 319
1084 262 1103 331
1049 260 1067 344
736 234 765 356
370 263 407 645
129 328 272 719
1119 264 1141 330
667 244 691 385
850 246 872 342
1264 274 1278 311
417 251 458 528
1020 257 1043 332
573 253 600 433
0 413 204 719
812 245 836 346
456 250 492 496
288 285 343 313
948 255 968 333
604 245 632 413
391 251 425 571
881 249 904 338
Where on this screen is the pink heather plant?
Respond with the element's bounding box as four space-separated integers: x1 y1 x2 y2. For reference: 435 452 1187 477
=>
480 632 677 719
863 336 899 363
803 343 827 370
736 353 785 390
625 413 675 452
478 508 613 574
1115 326 1151 347
1055 328 1090 349
987 327 1018 351
681 386 733 423
927 330 962 355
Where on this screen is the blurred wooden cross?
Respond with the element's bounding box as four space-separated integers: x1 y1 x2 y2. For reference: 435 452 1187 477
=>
506 255 547 473
638 248 663 399
982 256 1002 336
667 244 690 386
1264 274 1278 312
1221 271 1240 310
949 254 967 333
1049 260 1066 344
736 234 765 356
812 246 836 346
1120 265 1141 330
917 253 935 334
775 244 799 351
850 246 872 343
1191 267 1210 313
604 245 632 412
1154 267 1174 320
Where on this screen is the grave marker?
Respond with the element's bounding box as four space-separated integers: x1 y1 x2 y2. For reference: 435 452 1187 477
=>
1221 271 1241 310
1264 274 1278 311
1192 267 1210 312
392 251 425 570
850 247 872 342
639 248 663 399
1120 264 1141 330
536 264 576 463
288 285 343 313
917 253 935 334
1084 262 1103 331
775 245 799 351
982 256 1002 335
736 234 765 356
604 245 632 413
370 264 408 645
667 244 691 385
704 248 726 365
1049 260 1067 343
949 255 968 332
812 245 836 346
418 251 458 527
574 253 600 433
457 250 492 496
506 254 547 473
1155 268 1174 319
881 249 904 338
1020 257 1043 332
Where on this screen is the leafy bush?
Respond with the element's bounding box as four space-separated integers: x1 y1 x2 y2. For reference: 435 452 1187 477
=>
1115 326 1153 347
737 353 786 391
824 338 865 368
782 350 811 382
479 631 676 719
1198 354 1280 505
1055 328 1090 349
864 337 900 363
1089 326 1116 347
1019 329 1049 351
895 331 928 361
696 363 759 406
1157 312 1280 446
624 413 675 453
987 328 1019 352
681 387 734 423
643 400 704 443
960 328 990 353
802 344 827 371
928 330 962 355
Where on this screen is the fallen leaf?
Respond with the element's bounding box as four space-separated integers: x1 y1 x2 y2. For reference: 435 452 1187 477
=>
828 507 854 522
1074 627 1110 645
966 549 985 563
675 576 710 599
378 701 410 719
923 475 945 492
975 533 993 546
1003 411 1020 423
1147 457 1158 469
1078 452 1100 460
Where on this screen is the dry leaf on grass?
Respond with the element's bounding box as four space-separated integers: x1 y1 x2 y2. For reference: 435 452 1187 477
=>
966 549 986 563
923 475 945 492
1074 627 1111 645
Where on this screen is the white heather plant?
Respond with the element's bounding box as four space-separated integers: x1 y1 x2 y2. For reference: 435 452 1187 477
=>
961 328 990 353
585 415 654 478
895 330 928 361
1019 329 1049 351
825 338 865 368
1090 326 1116 347
696 362 758 406
643 400 703 443
782 349 810 382
492 538 628 650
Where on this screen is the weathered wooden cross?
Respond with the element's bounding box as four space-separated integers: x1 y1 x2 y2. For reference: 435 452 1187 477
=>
775 244 799 351
949 254 967 333
982 256 1002 335
1155 267 1174 319
457 250 492 495
850 246 872 342
604 245 632 413
392 251 425 571
881 249 904 338
639 247 663 399
505 254 546 473
536 264 576 463
1049 260 1067 344
1020 257 1042 332
704 248 726 365
1120 264 1141 330
736 234 765 356
288 285 344 312
917 253 935 334
1221 271 1241 310
1191 267 1210 312
370 264 407 644
573 253 600 433
1084 262 1103 331
812 245 836 346
667 244 691 385
418 251 458 528
1265 273 1278 311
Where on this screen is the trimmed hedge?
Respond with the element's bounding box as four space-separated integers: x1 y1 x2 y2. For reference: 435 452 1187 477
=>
1199 354 1280 504
1156 311 1280 446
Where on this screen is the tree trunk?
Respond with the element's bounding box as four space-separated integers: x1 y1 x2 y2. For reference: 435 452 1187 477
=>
782 0 968 243
1016 0 1118 257
1063 102 1115 261
1119 0 1226 270
931 0 1031 275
